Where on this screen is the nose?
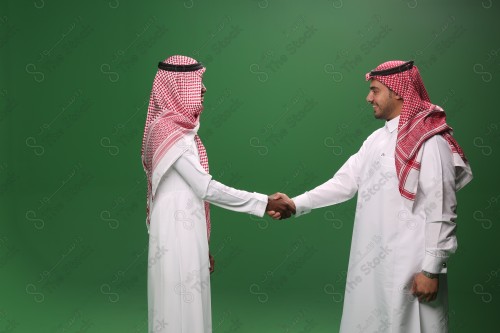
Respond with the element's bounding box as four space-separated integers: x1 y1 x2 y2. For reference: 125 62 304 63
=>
201 84 206 93
366 91 373 103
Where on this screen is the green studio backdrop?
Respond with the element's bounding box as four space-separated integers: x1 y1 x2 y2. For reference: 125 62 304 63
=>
1 0 499 332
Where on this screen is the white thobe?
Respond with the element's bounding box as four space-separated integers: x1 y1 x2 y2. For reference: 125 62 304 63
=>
293 115 467 333
147 135 267 333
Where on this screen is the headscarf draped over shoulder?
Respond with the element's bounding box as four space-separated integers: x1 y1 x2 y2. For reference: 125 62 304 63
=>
141 55 211 238
366 60 472 205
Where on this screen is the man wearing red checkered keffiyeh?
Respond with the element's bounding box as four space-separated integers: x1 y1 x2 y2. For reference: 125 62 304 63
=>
274 60 472 333
142 55 295 333
141 55 211 238
365 60 472 203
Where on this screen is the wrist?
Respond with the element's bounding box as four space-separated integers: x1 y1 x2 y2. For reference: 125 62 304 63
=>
421 270 439 279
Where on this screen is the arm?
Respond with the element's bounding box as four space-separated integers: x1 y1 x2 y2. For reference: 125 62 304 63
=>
419 135 457 274
290 137 368 217
412 135 457 302
173 151 293 217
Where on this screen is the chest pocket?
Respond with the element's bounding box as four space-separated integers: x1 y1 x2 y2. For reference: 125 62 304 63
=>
379 155 395 169
377 155 397 187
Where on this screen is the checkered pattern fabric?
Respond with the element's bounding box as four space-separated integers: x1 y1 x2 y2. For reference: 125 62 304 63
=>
141 55 211 240
366 60 468 202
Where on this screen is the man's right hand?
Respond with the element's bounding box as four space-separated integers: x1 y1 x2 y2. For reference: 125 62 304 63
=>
266 192 296 219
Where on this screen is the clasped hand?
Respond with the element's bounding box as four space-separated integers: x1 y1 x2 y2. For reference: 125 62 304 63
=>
265 192 296 219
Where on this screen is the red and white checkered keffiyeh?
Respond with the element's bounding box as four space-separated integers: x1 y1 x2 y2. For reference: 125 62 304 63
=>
141 55 211 240
365 60 471 203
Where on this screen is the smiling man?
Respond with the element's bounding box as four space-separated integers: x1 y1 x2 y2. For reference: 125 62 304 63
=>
270 60 473 333
369 78 401 120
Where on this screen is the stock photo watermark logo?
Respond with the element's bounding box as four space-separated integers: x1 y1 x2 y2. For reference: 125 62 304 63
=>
53 309 95 333
435 88 467 118
0 309 19 333
248 161 318 231
144 309 168 333
100 15 167 82
184 197 209 225
473 121 499 158
409 16 466 74
280 162 316 197
249 89 318 156
356 307 392 333
323 196 356 230
201 88 239 141
0 15 19 50
175 264 212 305
100 97 148 158
0 88 17 125
148 238 169 270
25 89 93 157
429 309 464 332
324 15 391 83
473 46 500 83
279 309 316 333
100 176 146 230
323 281 344 303
360 171 394 202
25 237 94 303
133 309 168 333
211 160 244 188
0 162 19 201
25 162 94 230
212 310 243 333
249 15 316 82
249 0 341 9
345 238 392 295
473 267 500 304
356 162 396 210
249 236 318 303
210 235 244 276
26 16 94 83
190 16 242 66
100 246 148 303
323 238 387 304
0 235 20 270
323 104 375 155
472 193 498 230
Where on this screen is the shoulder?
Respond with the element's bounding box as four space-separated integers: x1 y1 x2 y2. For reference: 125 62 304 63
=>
423 134 452 155
421 134 454 169
362 127 385 146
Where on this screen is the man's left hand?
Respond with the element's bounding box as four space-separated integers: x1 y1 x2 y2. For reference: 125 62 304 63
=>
411 272 439 302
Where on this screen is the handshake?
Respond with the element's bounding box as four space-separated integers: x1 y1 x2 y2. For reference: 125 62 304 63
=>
265 192 296 220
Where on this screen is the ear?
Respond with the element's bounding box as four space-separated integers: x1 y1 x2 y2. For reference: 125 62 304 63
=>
393 93 403 100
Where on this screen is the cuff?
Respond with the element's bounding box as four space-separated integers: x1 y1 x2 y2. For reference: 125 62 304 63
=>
422 253 448 274
251 192 269 217
292 192 312 217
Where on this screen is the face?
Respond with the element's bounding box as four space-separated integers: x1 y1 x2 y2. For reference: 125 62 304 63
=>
366 79 402 120
201 83 207 104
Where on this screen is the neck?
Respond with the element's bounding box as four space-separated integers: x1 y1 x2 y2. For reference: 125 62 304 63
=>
387 106 402 121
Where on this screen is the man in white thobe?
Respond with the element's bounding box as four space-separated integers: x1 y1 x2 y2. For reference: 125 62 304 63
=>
271 60 472 333
142 55 295 333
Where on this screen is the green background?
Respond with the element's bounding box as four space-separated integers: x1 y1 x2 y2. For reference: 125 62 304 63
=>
1 0 499 332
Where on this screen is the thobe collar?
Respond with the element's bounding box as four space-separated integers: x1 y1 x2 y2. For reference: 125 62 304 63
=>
385 115 400 133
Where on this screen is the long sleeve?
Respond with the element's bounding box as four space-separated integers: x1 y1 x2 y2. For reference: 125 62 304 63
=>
172 151 268 217
417 135 458 274
292 135 370 217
